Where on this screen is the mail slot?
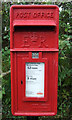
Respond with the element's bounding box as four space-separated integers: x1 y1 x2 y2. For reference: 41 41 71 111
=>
10 5 59 116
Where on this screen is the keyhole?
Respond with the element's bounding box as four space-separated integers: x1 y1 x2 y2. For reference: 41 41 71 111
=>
21 80 23 84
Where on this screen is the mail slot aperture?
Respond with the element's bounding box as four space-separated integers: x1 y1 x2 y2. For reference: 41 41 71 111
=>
10 5 59 116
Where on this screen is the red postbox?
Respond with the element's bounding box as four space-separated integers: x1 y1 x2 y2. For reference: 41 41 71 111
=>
10 5 59 116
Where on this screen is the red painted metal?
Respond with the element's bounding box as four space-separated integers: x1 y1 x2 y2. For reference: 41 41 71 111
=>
10 5 59 116
13 20 56 26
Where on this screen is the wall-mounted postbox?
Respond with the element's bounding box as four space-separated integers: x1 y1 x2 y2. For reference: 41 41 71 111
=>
10 5 59 116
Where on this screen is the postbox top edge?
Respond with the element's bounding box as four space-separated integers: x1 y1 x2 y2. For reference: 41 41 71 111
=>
10 5 59 10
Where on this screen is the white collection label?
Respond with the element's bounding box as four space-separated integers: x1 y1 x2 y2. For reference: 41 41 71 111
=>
26 62 44 98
